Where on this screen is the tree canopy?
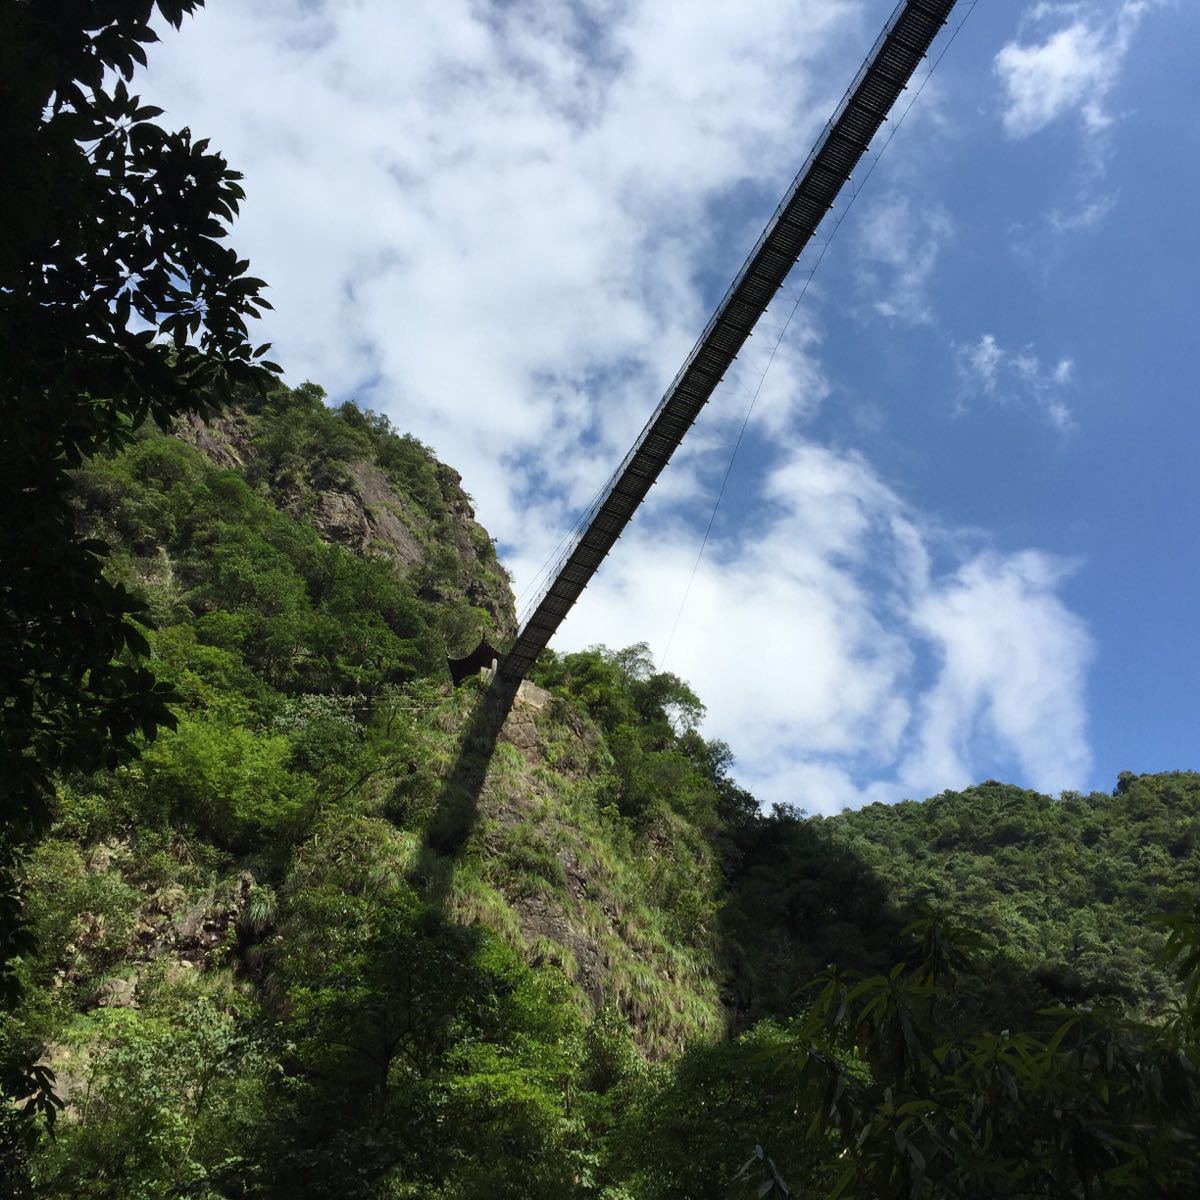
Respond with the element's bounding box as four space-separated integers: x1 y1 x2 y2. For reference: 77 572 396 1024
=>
0 0 274 843
0 0 275 1023
4 8 1199 1198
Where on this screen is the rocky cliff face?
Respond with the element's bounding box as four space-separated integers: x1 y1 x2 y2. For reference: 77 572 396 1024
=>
298 456 425 569
174 409 255 472
53 384 726 1073
168 391 724 1050
424 684 727 1056
174 395 516 644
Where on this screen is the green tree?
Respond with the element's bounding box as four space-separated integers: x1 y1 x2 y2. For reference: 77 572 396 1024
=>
1 0 275 838
0 0 275 1151
609 1021 837 1199
786 907 1200 1198
265 815 585 1198
32 983 269 1200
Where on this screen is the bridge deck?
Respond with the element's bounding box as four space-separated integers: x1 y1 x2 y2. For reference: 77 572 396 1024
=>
499 0 958 684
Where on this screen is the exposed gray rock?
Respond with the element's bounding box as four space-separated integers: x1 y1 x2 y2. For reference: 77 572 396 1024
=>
308 459 424 567
86 837 129 874
171 407 517 639
96 974 138 1008
174 409 255 469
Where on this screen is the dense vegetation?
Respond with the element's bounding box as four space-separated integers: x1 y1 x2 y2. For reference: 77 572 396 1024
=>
1 0 278 1050
1 391 1197 1196
723 772 1200 1025
4 6 1198 1196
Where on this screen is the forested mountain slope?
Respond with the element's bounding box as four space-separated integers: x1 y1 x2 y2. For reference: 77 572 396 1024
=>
5 384 1198 1197
830 774 1200 1005
722 772 1200 1024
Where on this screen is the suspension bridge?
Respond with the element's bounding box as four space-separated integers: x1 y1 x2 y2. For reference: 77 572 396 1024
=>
452 0 963 696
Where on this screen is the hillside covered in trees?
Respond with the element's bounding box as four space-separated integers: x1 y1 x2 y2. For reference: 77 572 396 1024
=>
4 5 1198 1197
2 385 1198 1197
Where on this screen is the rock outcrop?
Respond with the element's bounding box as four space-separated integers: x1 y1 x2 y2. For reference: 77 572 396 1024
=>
175 402 516 640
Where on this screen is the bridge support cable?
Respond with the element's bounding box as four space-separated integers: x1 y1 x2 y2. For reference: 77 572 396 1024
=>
497 0 959 686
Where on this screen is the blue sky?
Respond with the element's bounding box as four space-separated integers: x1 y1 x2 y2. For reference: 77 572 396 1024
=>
145 0 1197 812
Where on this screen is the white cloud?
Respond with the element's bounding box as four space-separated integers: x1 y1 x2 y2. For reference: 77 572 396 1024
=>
1047 190 1118 232
855 192 953 325
903 552 1093 795
964 333 1005 394
956 334 1077 429
995 1 1159 139
144 0 854 552
143 2 1095 814
995 3 1161 244
557 442 1093 814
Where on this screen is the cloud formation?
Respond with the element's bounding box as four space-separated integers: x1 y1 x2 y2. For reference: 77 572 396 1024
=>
906 551 1092 795
145 1 1094 812
956 334 1076 430
995 1 1159 139
146 0 853 545
855 192 953 325
559 442 1094 814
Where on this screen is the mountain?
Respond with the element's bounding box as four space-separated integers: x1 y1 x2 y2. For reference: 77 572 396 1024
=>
6 383 1198 1198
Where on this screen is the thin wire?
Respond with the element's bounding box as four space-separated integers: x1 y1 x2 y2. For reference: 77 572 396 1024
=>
513 450 627 618
659 0 980 671
514 484 602 612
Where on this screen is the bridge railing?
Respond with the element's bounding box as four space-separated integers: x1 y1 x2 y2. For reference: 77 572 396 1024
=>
502 0 957 683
